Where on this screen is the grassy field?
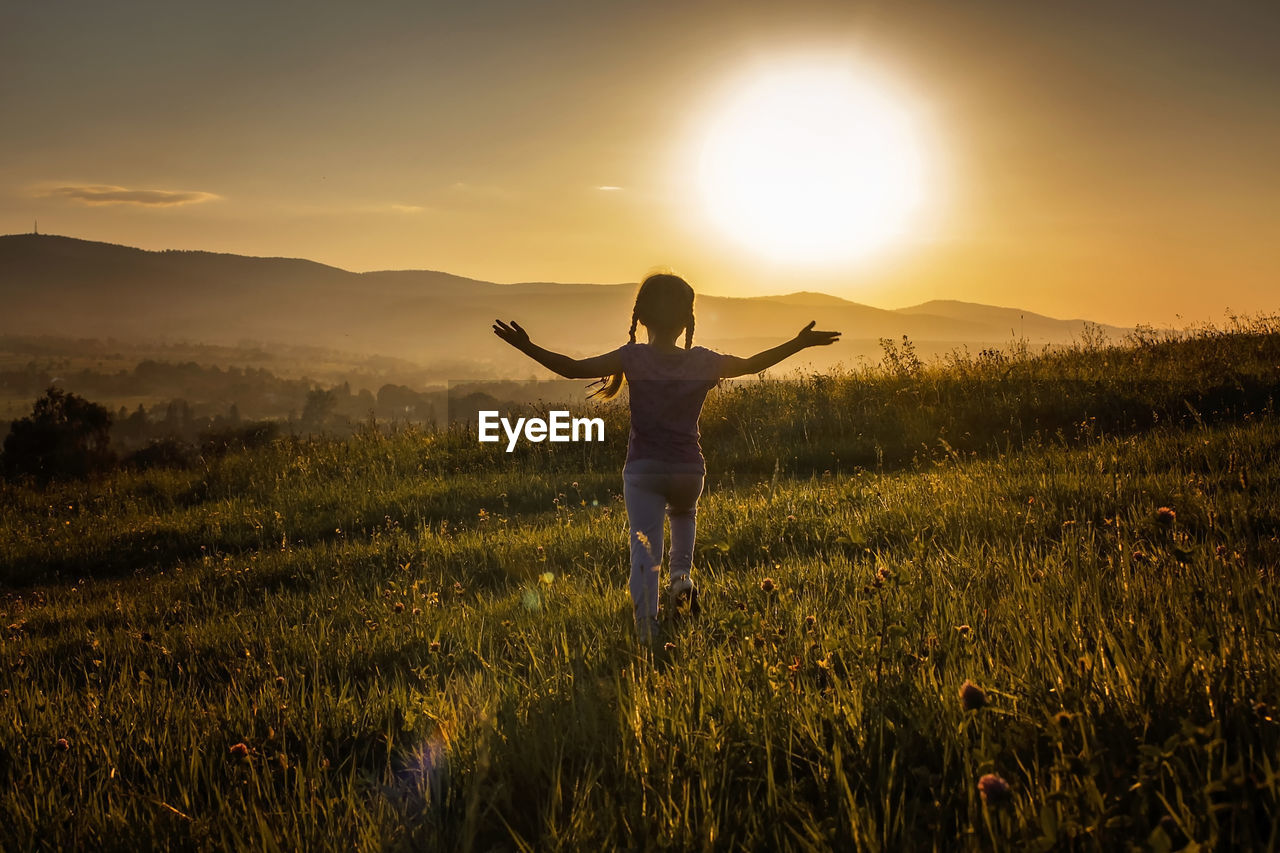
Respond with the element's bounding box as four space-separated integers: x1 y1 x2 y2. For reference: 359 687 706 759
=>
2 321 1279 850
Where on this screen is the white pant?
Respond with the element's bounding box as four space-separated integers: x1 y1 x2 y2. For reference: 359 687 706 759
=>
622 458 705 626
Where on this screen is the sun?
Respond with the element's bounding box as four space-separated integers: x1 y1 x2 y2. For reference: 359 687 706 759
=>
697 61 930 265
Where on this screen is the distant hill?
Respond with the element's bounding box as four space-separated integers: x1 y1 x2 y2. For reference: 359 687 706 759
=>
0 234 1129 376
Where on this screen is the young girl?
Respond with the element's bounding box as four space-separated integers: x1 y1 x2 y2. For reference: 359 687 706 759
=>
493 272 839 640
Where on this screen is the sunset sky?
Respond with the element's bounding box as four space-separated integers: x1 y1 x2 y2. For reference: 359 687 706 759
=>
3 0 1278 327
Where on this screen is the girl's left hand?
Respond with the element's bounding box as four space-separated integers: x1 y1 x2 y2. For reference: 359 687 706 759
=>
493 319 531 349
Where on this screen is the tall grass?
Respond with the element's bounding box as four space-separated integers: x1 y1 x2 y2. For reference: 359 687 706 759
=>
1 316 1278 850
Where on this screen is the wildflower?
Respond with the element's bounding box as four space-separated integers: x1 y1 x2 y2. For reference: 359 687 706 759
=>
877 566 894 583
955 624 971 636
786 514 796 522
453 581 465 594
429 641 441 653
229 742 250 758
1131 550 1148 563
275 676 286 688
664 643 676 652
760 577 775 593
412 607 422 616
787 657 802 673
805 615 816 631
1052 710 1073 728
56 738 70 751
978 773 1010 804
393 602 405 613
959 680 987 711
1156 507 1176 525
1030 570 1045 583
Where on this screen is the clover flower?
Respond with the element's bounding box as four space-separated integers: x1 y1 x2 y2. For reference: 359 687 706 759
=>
959 680 987 711
978 773 1010 804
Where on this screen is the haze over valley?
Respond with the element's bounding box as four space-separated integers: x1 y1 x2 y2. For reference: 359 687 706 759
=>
2 232 1127 383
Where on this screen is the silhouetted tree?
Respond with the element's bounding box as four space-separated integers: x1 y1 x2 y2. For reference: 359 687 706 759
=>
301 388 337 430
2 387 116 483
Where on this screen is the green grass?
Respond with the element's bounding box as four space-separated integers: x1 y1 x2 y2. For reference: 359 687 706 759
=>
2 322 1279 850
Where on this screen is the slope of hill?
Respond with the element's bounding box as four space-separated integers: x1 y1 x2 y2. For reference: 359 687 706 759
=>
1 321 1277 849
0 234 1129 373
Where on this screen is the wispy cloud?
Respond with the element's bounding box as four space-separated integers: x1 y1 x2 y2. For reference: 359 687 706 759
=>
271 200 434 217
46 184 220 207
448 181 516 200
596 185 623 191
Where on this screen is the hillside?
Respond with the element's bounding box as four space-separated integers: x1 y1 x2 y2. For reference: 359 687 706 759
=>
1 322 1277 849
0 234 1129 373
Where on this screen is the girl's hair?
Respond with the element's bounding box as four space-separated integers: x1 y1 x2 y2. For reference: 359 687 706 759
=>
590 272 696 399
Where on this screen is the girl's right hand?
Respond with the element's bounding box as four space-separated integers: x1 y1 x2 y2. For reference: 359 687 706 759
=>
794 320 841 348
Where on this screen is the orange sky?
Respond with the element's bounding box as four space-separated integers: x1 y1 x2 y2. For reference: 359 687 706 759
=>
3 1 1277 327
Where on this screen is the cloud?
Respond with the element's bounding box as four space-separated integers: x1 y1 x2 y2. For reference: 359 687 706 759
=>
596 185 623 191
447 181 516 200
47 185 220 207
387 204 426 214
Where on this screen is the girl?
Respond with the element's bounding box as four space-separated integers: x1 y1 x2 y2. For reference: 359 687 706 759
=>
493 272 839 641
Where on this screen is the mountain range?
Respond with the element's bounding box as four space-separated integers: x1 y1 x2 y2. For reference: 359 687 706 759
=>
0 234 1127 376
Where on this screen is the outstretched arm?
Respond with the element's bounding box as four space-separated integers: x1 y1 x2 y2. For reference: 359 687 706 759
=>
492 320 622 379
719 321 840 378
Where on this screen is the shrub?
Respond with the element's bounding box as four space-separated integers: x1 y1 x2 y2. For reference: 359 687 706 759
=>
128 436 198 471
1 387 116 483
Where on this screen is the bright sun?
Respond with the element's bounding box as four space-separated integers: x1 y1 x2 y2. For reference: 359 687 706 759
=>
698 61 929 265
